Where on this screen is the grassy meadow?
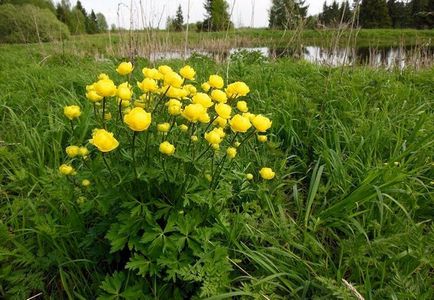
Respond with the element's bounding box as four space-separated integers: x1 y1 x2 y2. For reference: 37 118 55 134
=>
0 31 434 299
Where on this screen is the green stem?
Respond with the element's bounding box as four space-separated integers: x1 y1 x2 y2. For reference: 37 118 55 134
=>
69 120 75 136
132 131 138 179
118 99 123 122
237 130 255 148
152 86 170 114
102 153 113 178
102 98 106 129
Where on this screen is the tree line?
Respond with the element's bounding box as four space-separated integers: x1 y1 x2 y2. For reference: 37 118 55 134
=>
269 0 433 29
0 0 108 39
167 0 432 31
319 0 433 29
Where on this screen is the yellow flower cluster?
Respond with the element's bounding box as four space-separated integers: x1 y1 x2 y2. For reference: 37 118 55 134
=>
61 61 276 182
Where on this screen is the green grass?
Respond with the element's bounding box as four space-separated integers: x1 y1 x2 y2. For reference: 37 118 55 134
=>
0 42 433 299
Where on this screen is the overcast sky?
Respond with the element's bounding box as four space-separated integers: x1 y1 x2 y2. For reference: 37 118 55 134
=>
56 0 350 29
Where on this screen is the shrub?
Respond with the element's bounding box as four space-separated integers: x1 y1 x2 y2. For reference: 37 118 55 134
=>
0 3 69 43
59 63 276 298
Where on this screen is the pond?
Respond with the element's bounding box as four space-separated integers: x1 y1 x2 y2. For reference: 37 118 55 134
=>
149 45 434 69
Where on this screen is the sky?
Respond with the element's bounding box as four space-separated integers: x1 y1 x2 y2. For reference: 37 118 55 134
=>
56 0 350 29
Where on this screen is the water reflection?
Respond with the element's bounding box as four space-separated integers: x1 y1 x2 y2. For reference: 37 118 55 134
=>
149 45 433 69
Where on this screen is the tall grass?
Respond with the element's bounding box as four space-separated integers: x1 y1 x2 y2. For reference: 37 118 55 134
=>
0 44 433 298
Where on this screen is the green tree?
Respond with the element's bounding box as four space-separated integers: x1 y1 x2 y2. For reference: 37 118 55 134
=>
268 0 308 29
387 0 412 28
201 0 232 31
86 10 98 33
96 12 108 32
411 0 431 28
0 3 69 43
173 4 184 31
0 0 55 12
359 0 392 28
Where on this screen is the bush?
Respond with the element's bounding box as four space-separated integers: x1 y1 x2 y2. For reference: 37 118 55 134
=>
58 63 276 298
0 3 69 43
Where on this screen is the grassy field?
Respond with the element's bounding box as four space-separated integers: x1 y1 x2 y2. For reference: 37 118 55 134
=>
0 37 433 299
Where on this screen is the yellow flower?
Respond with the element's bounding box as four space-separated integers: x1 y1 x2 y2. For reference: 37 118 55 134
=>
158 65 173 75
229 114 252 133
199 112 211 123
214 127 226 138
90 129 119 152
179 124 188 132
95 79 117 97
157 122 171 132
213 116 227 128
191 135 198 142
215 103 232 119
236 100 248 112
205 174 212 182
118 99 130 107
201 82 211 92
208 75 224 89
211 89 228 103
182 103 206 122
166 99 182 115
166 99 181 107
64 105 81 120
164 71 184 88
212 144 220 150
142 67 162 80
66 145 80 157
159 141 175 156
168 105 182 116
117 84 132 100
205 130 222 145
243 112 256 121
137 78 159 93
183 84 197 96
259 167 275 180
79 146 89 157
82 179 91 187
257 135 268 142
226 147 237 158
246 173 253 180
134 101 146 108
165 86 188 98
86 85 103 102
124 107 152 131
98 73 110 80
59 164 74 175
192 93 213 108
226 81 250 98
179 65 196 80
116 61 133 75
252 115 272 132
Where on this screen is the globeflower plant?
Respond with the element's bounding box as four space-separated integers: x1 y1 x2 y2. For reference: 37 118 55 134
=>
59 61 276 298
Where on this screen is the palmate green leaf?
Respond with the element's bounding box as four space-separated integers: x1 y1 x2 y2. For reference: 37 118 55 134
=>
98 271 125 298
106 224 128 253
125 254 151 277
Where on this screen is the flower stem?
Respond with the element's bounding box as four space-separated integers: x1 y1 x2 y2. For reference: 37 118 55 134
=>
132 131 138 179
102 153 113 178
102 98 107 129
118 99 123 122
69 120 75 136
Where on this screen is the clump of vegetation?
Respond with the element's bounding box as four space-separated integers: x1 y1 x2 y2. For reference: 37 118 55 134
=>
0 3 69 43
